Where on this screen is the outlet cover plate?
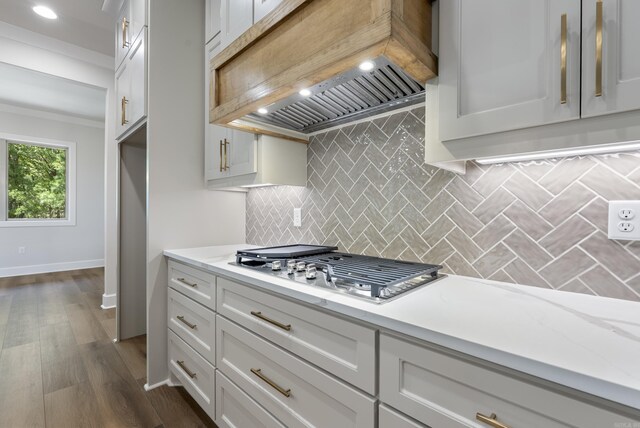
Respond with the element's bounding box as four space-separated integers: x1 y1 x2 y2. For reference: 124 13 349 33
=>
293 208 302 227
608 200 640 240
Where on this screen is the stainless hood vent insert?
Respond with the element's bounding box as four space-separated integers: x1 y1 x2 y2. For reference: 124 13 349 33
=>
246 57 425 134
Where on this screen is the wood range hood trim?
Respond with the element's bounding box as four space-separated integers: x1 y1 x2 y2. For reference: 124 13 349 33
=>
209 0 437 139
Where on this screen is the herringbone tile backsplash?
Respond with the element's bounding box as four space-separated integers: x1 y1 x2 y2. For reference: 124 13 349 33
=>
247 106 640 301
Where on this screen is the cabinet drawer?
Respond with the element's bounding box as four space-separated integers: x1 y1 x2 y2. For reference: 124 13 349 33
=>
217 277 376 394
216 371 285 428
380 334 635 428
168 329 215 420
168 288 216 364
379 404 426 428
168 260 216 309
216 316 375 428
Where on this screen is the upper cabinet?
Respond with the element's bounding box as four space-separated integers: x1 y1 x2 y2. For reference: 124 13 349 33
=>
115 0 148 141
428 0 640 166
439 0 580 141
219 0 253 51
205 0 222 44
254 0 282 22
581 0 640 118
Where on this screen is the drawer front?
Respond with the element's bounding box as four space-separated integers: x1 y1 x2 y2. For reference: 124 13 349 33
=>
217 277 376 394
168 329 215 420
216 316 375 428
168 260 216 309
216 371 286 428
168 288 216 364
379 404 426 428
380 334 632 428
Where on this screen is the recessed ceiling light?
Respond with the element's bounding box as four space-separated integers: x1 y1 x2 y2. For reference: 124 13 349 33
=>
33 5 58 19
257 108 268 115
358 60 375 71
299 88 312 97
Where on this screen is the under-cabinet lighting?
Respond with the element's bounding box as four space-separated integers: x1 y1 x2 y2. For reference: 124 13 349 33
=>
241 183 274 188
33 5 57 19
475 141 640 165
299 89 312 97
358 60 375 71
257 108 268 115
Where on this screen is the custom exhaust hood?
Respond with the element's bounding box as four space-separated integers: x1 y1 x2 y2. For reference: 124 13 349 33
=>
209 0 437 139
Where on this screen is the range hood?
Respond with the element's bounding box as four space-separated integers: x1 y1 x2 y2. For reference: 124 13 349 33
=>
209 0 437 139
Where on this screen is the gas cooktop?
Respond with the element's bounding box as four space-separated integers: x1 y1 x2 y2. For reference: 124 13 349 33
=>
233 245 444 303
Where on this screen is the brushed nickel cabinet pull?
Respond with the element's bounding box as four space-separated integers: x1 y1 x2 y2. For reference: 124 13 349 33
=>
223 138 230 171
476 412 510 428
176 360 196 379
219 140 223 172
121 97 129 125
250 311 291 331
250 368 291 397
560 13 568 104
176 277 198 288
122 17 129 48
595 0 603 97
177 315 197 329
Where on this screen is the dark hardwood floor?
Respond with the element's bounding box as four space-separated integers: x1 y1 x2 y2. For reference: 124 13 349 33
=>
0 268 216 428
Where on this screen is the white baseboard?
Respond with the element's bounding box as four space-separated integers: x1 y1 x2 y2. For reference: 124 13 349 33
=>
0 259 104 278
101 293 116 309
144 378 175 391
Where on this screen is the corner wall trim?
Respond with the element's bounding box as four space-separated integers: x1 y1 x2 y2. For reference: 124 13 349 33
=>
101 292 117 309
0 259 104 278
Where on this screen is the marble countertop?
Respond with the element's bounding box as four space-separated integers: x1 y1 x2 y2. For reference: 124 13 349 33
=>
164 244 640 410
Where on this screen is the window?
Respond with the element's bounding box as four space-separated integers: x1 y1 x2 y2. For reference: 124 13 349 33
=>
0 135 76 227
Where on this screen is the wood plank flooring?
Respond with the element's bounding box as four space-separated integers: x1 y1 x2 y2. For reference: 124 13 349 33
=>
0 269 216 428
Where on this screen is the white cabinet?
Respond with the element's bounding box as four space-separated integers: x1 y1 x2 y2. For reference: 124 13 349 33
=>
115 0 146 71
254 0 282 22
205 0 222 44
581 0 640 118
115 29 147 140
379 333 634 428
205 126 257 181
220 0 253 50
439 0 581 141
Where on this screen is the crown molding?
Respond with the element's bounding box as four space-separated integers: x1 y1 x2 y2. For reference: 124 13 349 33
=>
0 102 105 128
0 21 114 70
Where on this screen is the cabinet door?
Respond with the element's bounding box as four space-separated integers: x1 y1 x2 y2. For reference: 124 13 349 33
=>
115 0 130 71
129 0 146 45
220 0 253 50
115 60 131 139
126 29 146 129
227 129 257 177
582 0 640 118
439 0 581 141
254 0 282 22
206 0 222 44
205 39 230 181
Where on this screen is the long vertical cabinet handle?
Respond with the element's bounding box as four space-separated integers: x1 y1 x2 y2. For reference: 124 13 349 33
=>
560 13 568 105
219 140 223 172
122 17 129 48
224 138 230 171
121 97 129 125
595 0 603 97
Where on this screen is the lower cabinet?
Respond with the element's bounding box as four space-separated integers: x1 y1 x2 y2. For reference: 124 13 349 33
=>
216 370 286 428
168 329 216 419
165 259 640 428
216 315 376 428
379 333 637 428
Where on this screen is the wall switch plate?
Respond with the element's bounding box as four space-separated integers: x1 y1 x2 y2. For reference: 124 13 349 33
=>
608 200 640 240
293 208 302 227
18 246 25 254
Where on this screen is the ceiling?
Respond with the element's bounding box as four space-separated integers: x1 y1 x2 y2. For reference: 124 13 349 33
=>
0 62 106 121
0 0 115 56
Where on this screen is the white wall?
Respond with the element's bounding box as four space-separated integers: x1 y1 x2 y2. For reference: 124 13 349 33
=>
0 22 117 307
0 108 105 276
145 0 246 388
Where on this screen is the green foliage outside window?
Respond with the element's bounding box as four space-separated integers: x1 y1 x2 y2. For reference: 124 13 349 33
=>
7 142 67 219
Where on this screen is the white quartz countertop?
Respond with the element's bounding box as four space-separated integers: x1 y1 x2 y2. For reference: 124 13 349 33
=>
164 244 640 410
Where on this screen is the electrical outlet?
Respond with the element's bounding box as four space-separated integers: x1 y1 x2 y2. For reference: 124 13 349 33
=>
293 208 302 227
18 246 26 254
608 201 640 240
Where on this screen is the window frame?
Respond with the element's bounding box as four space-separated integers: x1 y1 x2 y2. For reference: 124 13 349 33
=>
0 133 77 227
